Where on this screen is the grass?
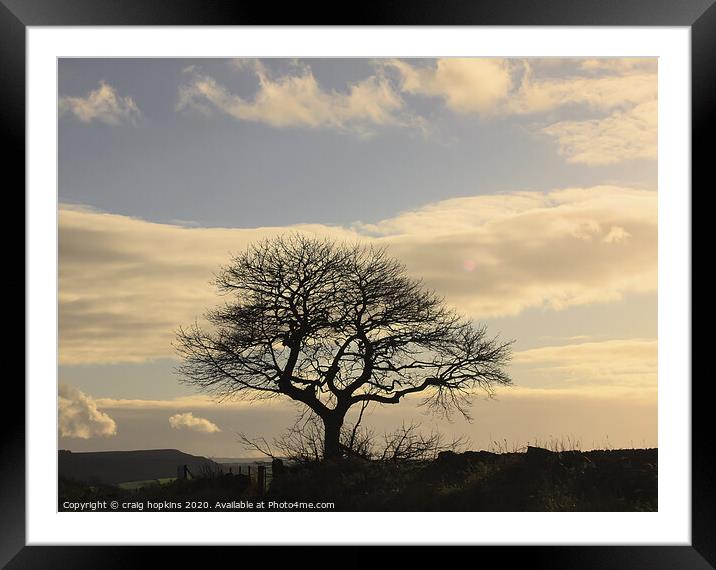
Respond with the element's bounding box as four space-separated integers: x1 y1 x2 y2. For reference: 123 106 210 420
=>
117 477 176 491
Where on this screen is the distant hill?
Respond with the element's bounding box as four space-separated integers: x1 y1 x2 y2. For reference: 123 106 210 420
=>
58 449 216 484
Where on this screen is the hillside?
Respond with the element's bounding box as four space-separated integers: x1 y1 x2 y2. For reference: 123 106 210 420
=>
58 449 216 484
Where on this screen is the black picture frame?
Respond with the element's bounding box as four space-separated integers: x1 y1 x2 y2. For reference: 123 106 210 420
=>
6 0 709 567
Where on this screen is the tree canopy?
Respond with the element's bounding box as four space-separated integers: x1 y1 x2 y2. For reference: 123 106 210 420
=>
175 234 513 458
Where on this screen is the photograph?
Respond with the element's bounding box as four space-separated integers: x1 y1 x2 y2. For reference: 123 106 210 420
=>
6 0 708 562
57 56 659 513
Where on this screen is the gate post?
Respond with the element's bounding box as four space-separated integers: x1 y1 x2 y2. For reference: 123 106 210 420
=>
257 465 266 495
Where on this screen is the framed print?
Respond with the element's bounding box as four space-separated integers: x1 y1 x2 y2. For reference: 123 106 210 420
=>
7 0 711 566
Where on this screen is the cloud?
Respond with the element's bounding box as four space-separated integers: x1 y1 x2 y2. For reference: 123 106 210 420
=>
578 58 657 74
541 100 657 165
59 384 117 439
176 61 417 136
95 395 272 410
59 185 656 365
506 67 656 116
384 58 657 165
59 81 141 126
168 412 221 433
384 58 656 115
602 226 632 244
384 58 514 114
512 338 657 391
359 185 657 317
79 389 656 452
174 58 657 162
96 383 655 414
58 203 355 365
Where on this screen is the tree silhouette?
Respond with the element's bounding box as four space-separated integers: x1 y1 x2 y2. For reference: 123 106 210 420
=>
175 235 513 459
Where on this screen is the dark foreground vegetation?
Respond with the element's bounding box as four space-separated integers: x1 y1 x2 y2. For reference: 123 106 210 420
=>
59 446 656 512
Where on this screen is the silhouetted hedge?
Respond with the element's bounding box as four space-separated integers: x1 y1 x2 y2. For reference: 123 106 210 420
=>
59 447 657 512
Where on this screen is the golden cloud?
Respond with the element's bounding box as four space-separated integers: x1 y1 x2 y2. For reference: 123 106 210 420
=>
176 62 418 136
384 58 514 114
384 58 657 165
542 100 657 165
94 394 287 410
512 338 657 391
59 185 656 365
59 81 141 126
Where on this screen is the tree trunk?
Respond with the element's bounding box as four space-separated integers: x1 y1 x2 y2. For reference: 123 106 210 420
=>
323 415 344 460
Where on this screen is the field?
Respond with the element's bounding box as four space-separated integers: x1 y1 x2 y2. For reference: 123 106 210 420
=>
117 478 176 491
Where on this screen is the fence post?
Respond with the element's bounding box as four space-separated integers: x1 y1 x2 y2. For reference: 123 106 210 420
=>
257 465 266 495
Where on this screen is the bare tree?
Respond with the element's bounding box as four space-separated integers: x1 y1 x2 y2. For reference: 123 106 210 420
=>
378 422 470 462
238 412 469 464
237 410 328 464
175 234 512 459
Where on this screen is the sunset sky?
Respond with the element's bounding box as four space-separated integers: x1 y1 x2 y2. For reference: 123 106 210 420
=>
58 58 657 456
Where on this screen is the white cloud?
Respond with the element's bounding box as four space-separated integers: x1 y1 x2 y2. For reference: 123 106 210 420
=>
541 100 657 165
176 62 417 136
59 384 117 439
168 412 221 433
59 185 656 365
59 81 141 126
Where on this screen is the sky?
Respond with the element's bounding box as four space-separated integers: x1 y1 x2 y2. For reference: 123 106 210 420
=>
58 57 658 457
